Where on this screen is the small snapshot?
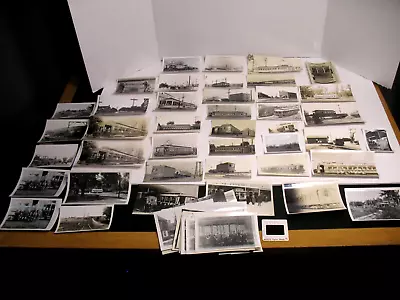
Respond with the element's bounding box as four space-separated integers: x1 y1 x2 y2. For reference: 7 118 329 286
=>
204 55 246 72
156 92 198 111
205 157 252 180
162 56 202 73
364 129 393 153
56 205 114 233
257 103 302 121
0 198 61 231
38 119 88 143
345 187 400 221
262 133 302 154
155 115 201 134
51 102 96 119
115 77 155 94
283 182 345 214
247 55 302 73
257 153 310 177
76 140 145 167
300 84 354 102
247 73 296 87
304 127 362 151
204 74 245 88
306 61 339 84
151 134 198 159
158 74 200 92
302 102 364 126
209 138 255 155
211 119 256 138
65 170 131 205
144 160 203 182
202 88 253 103
154 207 182 253
207 104 251 119
10 168 67 198
267 122 302 133
29 144 80 168
87 115 148 139
96 95 151 116
256 86 299 103
311 151 379 178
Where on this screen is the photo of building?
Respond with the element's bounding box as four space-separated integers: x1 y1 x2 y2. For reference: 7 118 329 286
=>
203 88 253 103
248 55 302 73
154 207 181 251
303 102 364 126
115 77 155 94
163 57 201 72
207 105 251 119
156 92 198 110
263 133 302 153
256 86 299 102
39 119 88 143
52 102 95 119
257 104 302 121
155 116 201 133
96 96 150 115
144 160 203 182
87 115 148 139
158 74 200 92
204 55 245 72
305 127 361 151
204 74 245 88
209 138 255 155
306 61 339 84
247 73 296 87
300 84 354 102
205 158 252 179
211 120 256 137
364 129 393 152
29 144 79 168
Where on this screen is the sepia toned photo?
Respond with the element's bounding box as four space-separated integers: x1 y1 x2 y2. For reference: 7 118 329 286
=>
256 86 299 103
154 207 181 252
247 73 296 87
209 138 255 155
151 134 198 159
257 153 311 177
0 198 61 231
306 61 339 84
257 103 302 121
155 115 201 133
311 151 379 178
303 102 364 126
158 74 200 92
39 119 88 143
207 104 251 119
345 187 400 221
300 84 354 102
267 122 302 133
211 119 255 138
202 88 253 103
96 95 151 116
204 74 245 88
10 168 67 198
144 160 203 182
29 144 80 168
162 56 201 73
364 129 393 152
262 133 302 153
247 55 302 73
156 92 198 111
76 140 145 167
56 205 113 233
283 182 345 214
51 102 95 119
204 55 246 72
304 127 362 151
86 115 148 139
65 170 131 205
205 157 252 179
115 77 155 94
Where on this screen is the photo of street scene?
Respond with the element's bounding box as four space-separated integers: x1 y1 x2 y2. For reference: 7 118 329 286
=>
247 55 302 73
39 119 88 143
163 56 201 73
156 92 198 111
211 120 256 138
158 74 200 92
29 144 79 168
65 171 131 205
364 129 393 152
303 102 364 126
256 86 299 103
96 95 151 116
257 103 302 121
204 55 245 72
205 157 252 179
144 160 203 182
51 102 95 119
304 127 362 151
155 115 201 133
209 138 255 155
262 133 302 153
247 73 296 87
300 84 354 102
204 74 245 88
203 88 253 103
87 115 148 139
115 77 155 94
257 153 310 177
306 61 339 84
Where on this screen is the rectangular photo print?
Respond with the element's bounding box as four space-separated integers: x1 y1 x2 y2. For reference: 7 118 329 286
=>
0 198 61 231
115 77 155 94
211 120 256 138
95 94 151 116
257 103 302 121
364 129 393 153
207 104 251 119
247 73 296 87
300 84 354 102
203 88 253 103
262 133 302 153
247 55 302 73
204 74 245 88
267 122 302 134
283 182 345 214
304 127 362 151
156 92 198 111
163 56 202 73
155 115 201 134
306 61 339 84
205 157 252 180
209 138 255 156
28 144 79 168
56 205 114 233
204 55 246 72
256 86 299 103
151 134 198 159
345 187 400 221
154 207 181 253
38 119 88 143
257 153 311 177
158 74 200 92
51 102 96 119
144 160 203 182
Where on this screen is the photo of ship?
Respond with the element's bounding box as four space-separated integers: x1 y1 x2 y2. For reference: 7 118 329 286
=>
303 102 364 126
96 96 150 115
156 92 198 111
144 160 203 182
205 158 252 179
300 84 354 102
203 88 253 103
209 138 255 155
204 74 245 88
115 77 155 94
256 86 299 103
248 55 302 73
155 116 201 133
257 103 302 121
304 127 361 151
306 61 339 84
248 73 296 86
204 55 245 72
152 134 198 159
207 105 251 119
257 153 310 177
163 57 201 73
211 120 256 138
158 74 200 92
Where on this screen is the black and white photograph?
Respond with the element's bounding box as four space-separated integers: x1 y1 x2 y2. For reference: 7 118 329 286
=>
256 86 299 103
267 122 302 133
163 56 201 73
303 102 364 126
158 74 200 92
86 115 148 139
155 115 201 133
262 133 302 153
65 170 131 205
56 205 114 233
345 187 400 221
95 95 151 116
283 182 345 214
257 153 311 177
211 120 256 138
202 88 253 103
209 138 255 155
311 151 379 178
154 207 181 253
205 157 252 179
0 198 61 231
156 92 198 111
76 140 145 167
304 127 362 151
38 119 88 143
28 144 80 168
115 77 155 94
257 103 302 121
204 55 246 72
144 160 203 182
247 55 302 73
364 129 393 152
207 183 274 215
247 73 296 87
51 102 95 119
10 168 67 198
132 184 199 213
300 84 354 102
306 61 339 84
207 104 251 119
204 74 245 88
151 134 198 159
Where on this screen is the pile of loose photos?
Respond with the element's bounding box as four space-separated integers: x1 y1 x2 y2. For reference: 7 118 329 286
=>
2 54 399 254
